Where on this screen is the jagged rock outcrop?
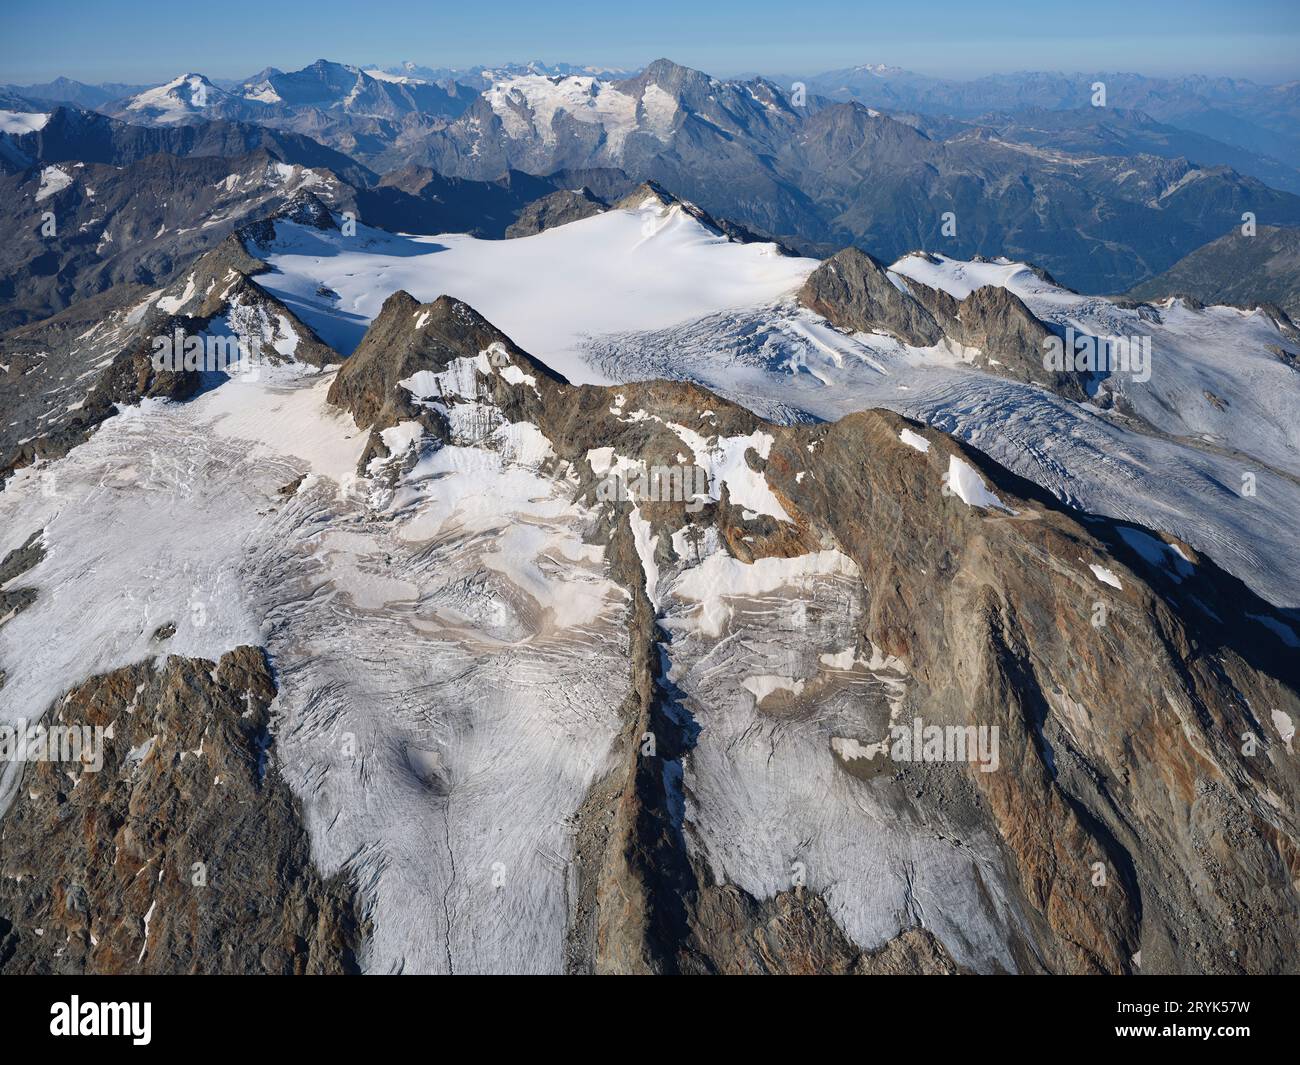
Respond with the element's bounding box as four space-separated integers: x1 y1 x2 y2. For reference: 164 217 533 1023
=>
326 289 561 468
1 224 338 487
802 247 1088 398
0 148 355 331
505 187 606 237
606 408 1295 973
0 647 364 974
949 284 1087 398
798 247 943 346
171 224 340 367
0 530 44 628
0 316 198 486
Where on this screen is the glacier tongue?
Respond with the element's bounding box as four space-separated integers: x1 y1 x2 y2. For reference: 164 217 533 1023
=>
651 535 1026 972
0 358 631 973
263 417 630 973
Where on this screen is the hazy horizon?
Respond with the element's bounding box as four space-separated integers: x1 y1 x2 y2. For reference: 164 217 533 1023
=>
5 55 1299 93
2 0 1297 86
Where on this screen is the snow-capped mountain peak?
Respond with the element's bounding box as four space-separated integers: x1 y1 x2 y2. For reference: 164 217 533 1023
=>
855 62 907 77
123 73 229 123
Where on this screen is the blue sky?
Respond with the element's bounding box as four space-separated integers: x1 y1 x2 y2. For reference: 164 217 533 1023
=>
2 0 1298 85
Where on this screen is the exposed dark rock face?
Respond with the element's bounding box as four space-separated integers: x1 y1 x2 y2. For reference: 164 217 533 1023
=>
545 167 639 203
948 284 1087 398
0 228 337 487
798 247 943 346
591 405 1297 974
0 647 364 974
355 165 553 237
326 289 560 468
0 148 357 331
685 891 963 974
802 247 1088 398
505 187 606 237
0 530 44 624
273 188 338 230
0 322 198 487
0 530 44 587
1271 343 1300 371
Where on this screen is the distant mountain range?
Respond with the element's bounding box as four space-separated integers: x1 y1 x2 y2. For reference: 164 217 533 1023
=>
5 56 1300 297
0 100 643 329
0 104 375 183
799 65 1300 169
102 64 473 126
407 59 1300 292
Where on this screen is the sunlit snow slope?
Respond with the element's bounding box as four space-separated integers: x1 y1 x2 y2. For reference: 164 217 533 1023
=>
256 205 1300 609
0 359 632 973
256 197 816 380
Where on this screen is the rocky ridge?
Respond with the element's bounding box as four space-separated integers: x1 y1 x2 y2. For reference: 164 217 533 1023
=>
800 247 1090 398
322 289 1300 972
0 194 341 486
0 647 364 973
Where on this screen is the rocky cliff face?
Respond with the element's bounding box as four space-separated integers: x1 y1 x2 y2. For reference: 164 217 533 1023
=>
1 206 339 487
505 187 607 238
0 148 357 332
314 294 1300 973
325 288 562 472
943 282 1088 398
0 647 363 974
798 247 943 346
0 309 198 487
801 247 1089 398
1128 225 1300 320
